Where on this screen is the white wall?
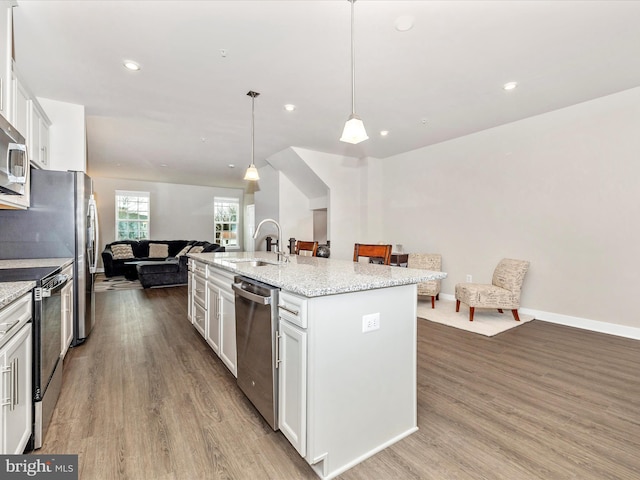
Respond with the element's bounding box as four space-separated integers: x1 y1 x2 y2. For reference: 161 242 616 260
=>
278 171 313 250
38 97 86 172
93 177 244 266
382 86 640 331
253 164 280 251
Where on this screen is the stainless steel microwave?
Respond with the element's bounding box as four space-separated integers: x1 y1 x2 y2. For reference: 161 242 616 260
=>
0 113 28 196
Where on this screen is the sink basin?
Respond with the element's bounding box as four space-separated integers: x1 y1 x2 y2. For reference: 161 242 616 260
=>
234 259 277 267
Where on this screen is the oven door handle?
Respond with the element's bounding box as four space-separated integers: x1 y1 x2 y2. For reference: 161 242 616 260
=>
40 273 70 297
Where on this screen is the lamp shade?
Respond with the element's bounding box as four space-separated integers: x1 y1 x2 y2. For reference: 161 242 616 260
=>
340 114 369 144
243 164 260 181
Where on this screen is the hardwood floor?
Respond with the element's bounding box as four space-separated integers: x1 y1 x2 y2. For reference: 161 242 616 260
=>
38 287 640 479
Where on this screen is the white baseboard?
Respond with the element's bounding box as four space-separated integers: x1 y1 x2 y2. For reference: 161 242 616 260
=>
439 293 640 341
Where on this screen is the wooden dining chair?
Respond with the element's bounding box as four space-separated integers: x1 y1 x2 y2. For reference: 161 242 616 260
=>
353 243 393 265
295 240 318 257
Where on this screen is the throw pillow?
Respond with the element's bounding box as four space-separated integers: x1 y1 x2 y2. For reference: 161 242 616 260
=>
149 243 169 258
175 245 192 257
189 246 204 254
111 244 134 260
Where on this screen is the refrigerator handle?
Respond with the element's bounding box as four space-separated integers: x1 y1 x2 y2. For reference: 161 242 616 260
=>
89 194 100 274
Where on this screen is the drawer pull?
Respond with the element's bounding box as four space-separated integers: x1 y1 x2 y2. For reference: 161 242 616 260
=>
278 304 299 316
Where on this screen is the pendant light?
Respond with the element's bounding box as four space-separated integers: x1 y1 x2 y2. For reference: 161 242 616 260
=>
340 0 368 144
244 91 260 181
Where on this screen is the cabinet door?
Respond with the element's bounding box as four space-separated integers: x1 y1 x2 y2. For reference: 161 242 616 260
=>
205 283 220 354
278 319 307 457
1 323 32 455
192 299 206 338
60 281 73 359
29 101 50 169
187 268 193 322
219 288 236 377
12 73 29 139
40 121 50 168
0 1 10 119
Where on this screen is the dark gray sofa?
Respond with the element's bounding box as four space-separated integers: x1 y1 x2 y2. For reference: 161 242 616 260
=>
101 240 224 287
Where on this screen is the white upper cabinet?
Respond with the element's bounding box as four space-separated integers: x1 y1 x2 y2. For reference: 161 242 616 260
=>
0 1 11 120
29 99 50 169
11 68 29 139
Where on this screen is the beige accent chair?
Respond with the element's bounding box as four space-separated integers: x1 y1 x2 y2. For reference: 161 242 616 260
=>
407 253 442 309
455 258 530 322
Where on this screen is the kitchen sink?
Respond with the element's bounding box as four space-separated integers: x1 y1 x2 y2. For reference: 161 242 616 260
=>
234 259 278 267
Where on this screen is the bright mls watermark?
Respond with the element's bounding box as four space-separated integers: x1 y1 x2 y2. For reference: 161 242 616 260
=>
0 455 78 479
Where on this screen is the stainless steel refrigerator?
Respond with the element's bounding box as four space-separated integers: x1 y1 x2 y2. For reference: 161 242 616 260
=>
0 168 99 345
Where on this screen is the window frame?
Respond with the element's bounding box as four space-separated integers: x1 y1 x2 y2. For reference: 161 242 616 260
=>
115 190 150 241
214 196 240 249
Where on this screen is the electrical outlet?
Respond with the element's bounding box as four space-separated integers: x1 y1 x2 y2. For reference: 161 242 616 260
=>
362 313 380 333
466 274 472 282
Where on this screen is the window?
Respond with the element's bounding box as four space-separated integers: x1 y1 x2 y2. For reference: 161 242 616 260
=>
115 190 150 240
214 197 239 248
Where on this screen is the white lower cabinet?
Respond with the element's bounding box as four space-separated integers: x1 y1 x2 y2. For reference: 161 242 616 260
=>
60 264 74 359
218 288 236 376
277 317 307 456
205 281 220 354
192 267 207 337
0 293 32 455
189 259 237 377
187 260 193 323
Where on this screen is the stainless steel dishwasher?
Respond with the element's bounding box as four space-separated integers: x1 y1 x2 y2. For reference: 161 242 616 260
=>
232 275 280 430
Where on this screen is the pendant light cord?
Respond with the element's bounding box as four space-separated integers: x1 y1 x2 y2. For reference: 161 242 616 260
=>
350 0 356 116
251 94 255 164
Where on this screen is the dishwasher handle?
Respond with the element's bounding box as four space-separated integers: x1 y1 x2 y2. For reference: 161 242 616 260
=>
232 282 273 305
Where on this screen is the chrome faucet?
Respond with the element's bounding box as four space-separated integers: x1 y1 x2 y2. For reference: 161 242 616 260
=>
253 218 288 262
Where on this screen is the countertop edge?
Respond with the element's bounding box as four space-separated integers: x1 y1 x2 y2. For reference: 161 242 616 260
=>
188 252 447 297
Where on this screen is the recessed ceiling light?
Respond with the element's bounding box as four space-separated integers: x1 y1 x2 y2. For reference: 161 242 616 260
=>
228 164 235 168
380 130 389 137
394 15 414 32
160 163 168 167
503 81 518 91
123 60 141 71
284 104 296 112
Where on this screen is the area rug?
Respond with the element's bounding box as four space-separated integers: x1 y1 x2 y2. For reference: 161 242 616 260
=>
94 273 143 292
417 298 534 337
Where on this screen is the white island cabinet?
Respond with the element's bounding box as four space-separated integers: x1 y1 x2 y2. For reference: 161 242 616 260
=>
0 292 32 455
188 251 447 480
188 258 237 377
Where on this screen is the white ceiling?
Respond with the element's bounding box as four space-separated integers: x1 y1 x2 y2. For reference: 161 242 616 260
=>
12 0 640 189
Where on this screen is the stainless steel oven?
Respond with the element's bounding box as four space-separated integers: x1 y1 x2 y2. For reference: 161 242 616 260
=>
0 265 68 450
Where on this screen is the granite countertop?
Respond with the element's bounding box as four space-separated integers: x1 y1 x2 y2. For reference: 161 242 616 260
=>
0 258 74 269
0 257 73 309
0 281 35 309
188 251 447 297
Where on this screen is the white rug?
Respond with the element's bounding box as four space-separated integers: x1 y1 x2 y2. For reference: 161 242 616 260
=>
417 298 535 337
94 273 143 292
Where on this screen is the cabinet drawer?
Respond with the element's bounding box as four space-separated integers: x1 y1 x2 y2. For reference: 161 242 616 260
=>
192 300 206 337
193 272 207 306
278 291 307 329
0 292 32 327
208 268 234 292
190 260 207 277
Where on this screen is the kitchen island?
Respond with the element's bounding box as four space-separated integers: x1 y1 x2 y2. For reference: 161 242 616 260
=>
187 251 446 480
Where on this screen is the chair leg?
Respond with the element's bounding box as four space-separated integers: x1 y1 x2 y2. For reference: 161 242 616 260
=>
497 309 504 313
469 307 475 322
511 309 520 321
455 300 460 312
431 296 435 309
